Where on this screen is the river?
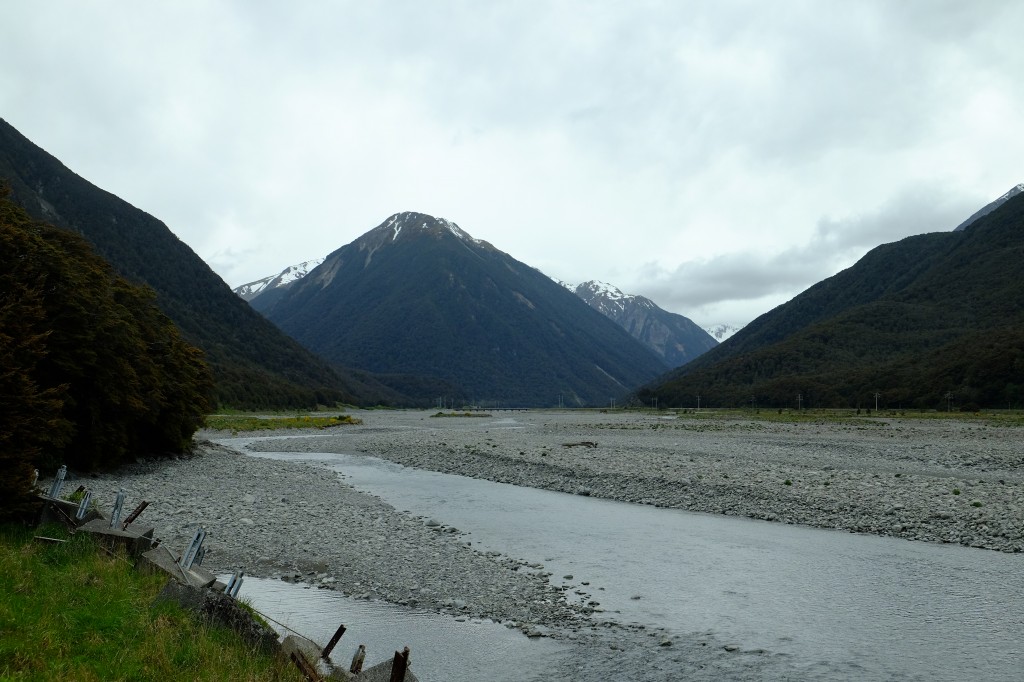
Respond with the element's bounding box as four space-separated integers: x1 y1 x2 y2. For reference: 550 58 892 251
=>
228 434 1024 681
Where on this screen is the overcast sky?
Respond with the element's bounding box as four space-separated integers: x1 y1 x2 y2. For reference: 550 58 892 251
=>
2 1 1022 327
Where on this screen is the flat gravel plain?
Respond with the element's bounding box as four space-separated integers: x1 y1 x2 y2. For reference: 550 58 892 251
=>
260 410 1024 553
78 410 1024 680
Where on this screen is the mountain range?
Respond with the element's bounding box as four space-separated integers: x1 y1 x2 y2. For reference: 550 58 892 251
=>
639 188 1024 410
5 116 1019 412
245 212 670 406
239 264 721 369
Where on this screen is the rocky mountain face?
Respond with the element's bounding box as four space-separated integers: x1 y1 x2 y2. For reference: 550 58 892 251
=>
640 188 1024 409
566 280 717 368
248 212 669 406
0 117 404 409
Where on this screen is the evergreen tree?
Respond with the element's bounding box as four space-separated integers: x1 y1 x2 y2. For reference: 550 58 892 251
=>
0 188 214 516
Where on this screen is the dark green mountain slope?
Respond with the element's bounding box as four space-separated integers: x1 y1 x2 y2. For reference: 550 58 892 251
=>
0 118 387 409
253 212 669 406
639 192 1024 409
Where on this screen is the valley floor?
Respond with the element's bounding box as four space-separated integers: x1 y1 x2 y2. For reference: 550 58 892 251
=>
79 410 1023 680
280 409 1024 554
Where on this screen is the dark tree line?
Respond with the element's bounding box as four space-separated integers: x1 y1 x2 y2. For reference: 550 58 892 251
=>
1 189 213 520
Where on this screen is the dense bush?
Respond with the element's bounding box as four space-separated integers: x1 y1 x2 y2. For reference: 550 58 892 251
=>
0 189 214 516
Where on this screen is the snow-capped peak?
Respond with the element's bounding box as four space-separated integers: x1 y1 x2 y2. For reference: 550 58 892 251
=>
954 183 1024 232
999 183 1024 202
383 212 481 244
233 257 324 301
704 323 742 342
579 280 629 301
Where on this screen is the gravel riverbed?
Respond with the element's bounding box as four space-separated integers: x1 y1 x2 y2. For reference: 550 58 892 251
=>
76 409 1024 680
269 409 1023 553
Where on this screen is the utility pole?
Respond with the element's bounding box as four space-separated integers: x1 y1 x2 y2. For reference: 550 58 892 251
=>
696 394 701 412
945 391 953 412
874 391 880 412
797 393 803 410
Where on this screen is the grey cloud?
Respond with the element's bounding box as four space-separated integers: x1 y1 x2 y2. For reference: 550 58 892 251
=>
813 188 977 252
2 1 1021 321
630 185 979 315
634 248 825 313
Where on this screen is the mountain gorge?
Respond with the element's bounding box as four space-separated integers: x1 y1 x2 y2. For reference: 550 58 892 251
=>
565 280 718 367
639 189 1024 410
248 213 669 406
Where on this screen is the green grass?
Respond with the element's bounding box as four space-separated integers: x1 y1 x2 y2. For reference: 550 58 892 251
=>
0 525 301 681
203 413 361 432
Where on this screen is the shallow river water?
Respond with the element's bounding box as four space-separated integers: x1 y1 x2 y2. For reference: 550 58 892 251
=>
229 433 1024 681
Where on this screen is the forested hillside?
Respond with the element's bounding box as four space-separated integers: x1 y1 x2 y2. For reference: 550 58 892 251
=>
0 118 387 409
1 190 214 517
639 193 1024 409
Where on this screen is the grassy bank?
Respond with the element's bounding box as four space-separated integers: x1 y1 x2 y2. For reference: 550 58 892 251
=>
0 525 301 681
204 413 361 433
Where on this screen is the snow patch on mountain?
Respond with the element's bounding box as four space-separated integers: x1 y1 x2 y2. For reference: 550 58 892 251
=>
953 183 1024 232
704 323 742 342
233 258 324 301
384 212 483 244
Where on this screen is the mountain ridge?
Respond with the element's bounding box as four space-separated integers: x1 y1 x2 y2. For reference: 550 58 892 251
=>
238 258 721 369
639 188 1024 409
953 183 1024 232
562 280 718 368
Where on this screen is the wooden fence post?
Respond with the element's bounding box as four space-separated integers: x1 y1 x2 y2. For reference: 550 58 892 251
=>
389 646 410 682
321 623 346 661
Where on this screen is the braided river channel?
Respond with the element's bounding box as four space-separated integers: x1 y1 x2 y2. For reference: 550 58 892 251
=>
228 434 1024 681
